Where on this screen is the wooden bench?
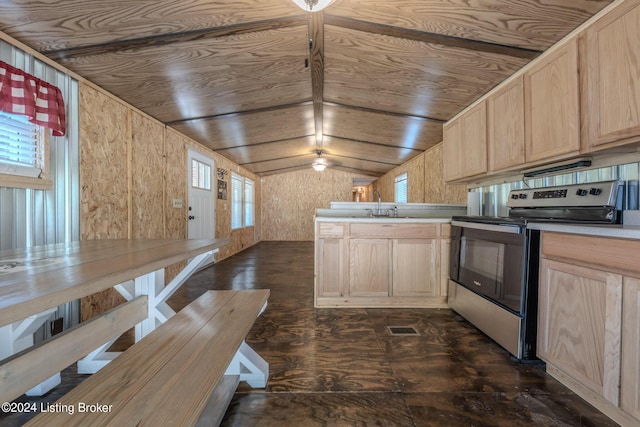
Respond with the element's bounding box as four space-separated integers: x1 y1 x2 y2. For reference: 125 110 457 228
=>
0 239 229 398
25 289 270 427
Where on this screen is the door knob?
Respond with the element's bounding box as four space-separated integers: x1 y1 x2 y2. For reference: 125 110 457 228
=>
188 215 195 220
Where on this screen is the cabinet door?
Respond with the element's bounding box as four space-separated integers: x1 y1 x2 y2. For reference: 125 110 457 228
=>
349 239 390 296
392 239 438 297
538 259 622 405
582 0 640 150
443 101 487 182
525 39 580 163
488 76 525 172
622 276 640 422
460 102 488 178
316 238 345 297
443 119 462 182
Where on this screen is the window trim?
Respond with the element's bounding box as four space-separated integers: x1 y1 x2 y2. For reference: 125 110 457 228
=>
244 178 255 228
231 173 255 230
231 173 244 230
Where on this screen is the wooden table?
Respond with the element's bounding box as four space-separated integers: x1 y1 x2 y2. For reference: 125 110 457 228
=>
0 238 229 401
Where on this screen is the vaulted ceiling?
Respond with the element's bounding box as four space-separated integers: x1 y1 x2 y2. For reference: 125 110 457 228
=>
0 0 614 176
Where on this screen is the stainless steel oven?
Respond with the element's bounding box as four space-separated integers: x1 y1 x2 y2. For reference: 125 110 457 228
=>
449 219 539 360
448 180 622 360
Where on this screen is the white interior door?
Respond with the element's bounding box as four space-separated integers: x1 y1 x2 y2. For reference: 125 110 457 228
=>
187 150 215 240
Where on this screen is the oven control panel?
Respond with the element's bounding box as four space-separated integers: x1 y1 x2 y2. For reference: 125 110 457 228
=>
507 181 619 208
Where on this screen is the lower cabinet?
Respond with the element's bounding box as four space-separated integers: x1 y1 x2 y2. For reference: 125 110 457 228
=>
315 221 448 308
622 277 640 422
538 259 622 405
539 231 640 426
392 238 438 297
349 238 390 297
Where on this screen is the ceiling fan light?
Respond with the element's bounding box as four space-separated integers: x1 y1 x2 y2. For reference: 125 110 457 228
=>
312 161 327 172
290 0 336 12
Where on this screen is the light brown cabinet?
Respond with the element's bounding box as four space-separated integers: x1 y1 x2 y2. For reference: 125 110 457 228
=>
315 220 449 308
349 238 390 297
487 76 525 172
539 231 640 426
442 1 640 183
315 222 346 298
622 277 640 422
538 259 622 404
392 238 438 297
524 39 580 163
443 101 487 182
581 0 640 151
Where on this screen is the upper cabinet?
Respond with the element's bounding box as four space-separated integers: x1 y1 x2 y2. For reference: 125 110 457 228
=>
524 39 581 163
487 76 525 172
443 1 640 184
443 101 487 182
581 0 640 151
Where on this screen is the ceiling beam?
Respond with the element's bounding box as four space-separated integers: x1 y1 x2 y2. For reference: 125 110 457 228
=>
165 101 313 125
44 16 306 59
324 101 446 123
309 12 325 150
324 15 541 60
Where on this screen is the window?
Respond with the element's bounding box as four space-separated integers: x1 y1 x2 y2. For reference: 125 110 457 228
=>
231 174 255 230
0 111 50 189
191 159 211 190
231 173 243 230
395 172 408 203
244 178 254 227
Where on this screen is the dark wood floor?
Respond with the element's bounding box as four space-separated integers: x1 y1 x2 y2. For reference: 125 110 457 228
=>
1 241 618 426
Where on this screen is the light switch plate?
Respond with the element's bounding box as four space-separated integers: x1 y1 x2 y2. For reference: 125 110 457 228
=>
172 199 183 209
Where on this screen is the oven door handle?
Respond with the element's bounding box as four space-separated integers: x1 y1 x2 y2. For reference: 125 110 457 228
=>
451 220 523 234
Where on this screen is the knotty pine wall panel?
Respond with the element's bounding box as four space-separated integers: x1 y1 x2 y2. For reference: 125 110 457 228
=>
423 143 467 204
131 111 165 239
261 172 298 241
164 128 187 240
79 84 130 240
373 153 425 203
79 84 129 320
79 85 259 319
261 168 366 241
164 129 188 284
372 142 467 205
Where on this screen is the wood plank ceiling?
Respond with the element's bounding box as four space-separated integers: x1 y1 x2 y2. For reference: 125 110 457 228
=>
0 0 613 177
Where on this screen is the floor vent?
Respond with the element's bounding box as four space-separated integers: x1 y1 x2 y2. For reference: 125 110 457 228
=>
386 326 419 336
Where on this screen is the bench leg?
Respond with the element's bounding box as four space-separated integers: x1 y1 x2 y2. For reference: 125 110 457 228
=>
225 341 269 388
77 338 121 374
196 375 240 427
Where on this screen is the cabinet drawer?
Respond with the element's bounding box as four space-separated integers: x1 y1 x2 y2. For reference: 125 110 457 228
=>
542 231 640 275
350 223 438 239
317 222 346 238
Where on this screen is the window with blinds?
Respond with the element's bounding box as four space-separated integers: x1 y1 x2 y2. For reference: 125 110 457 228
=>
231 173 244 230
395 172 408 203
244 178 254 227
0 111 43 178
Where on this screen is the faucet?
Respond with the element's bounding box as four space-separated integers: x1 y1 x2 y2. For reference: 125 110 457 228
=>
372 190 382 216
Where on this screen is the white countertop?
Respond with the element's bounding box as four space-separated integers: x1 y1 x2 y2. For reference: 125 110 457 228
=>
527 222 640 240
315 216 453 223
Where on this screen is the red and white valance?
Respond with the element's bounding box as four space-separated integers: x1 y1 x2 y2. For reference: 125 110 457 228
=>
0 60 66 136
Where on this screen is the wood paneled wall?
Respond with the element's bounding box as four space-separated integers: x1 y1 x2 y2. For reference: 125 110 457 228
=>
79 83 260 319
372 143 467 204
261 168 364 241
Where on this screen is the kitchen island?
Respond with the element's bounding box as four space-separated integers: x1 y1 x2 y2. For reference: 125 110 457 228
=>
314 216 457 308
